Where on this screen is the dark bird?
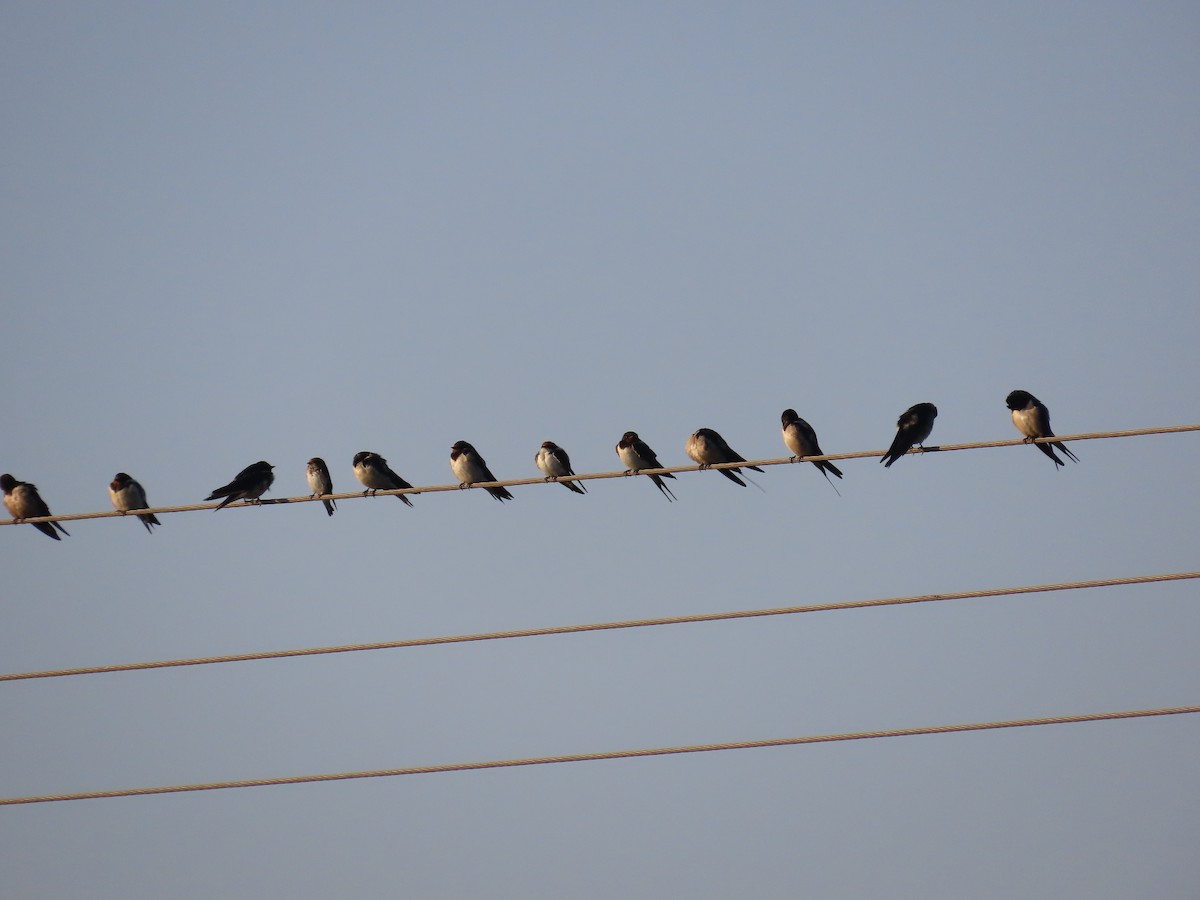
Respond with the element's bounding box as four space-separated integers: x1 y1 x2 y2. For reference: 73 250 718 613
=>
2 473 69 540
685 428 764 488
204 461 275 509
109 472 161 532
536 441 587 494
781 409 843 490
1006 390 1079 467
352 451 415 507
881 403 938 467
306 458 336 515
616 431 677 501
451 441 513 501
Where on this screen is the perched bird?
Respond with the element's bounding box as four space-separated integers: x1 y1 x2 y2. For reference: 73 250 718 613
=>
1006 390 1079 467
536 441 587 495
451 441 513 501
781 409 843 489
1 473 69 540
109 472 161 532
881 403 938 467
204 461 275 509
306 458 336 516
352 452 415 507
616 431 677 501
685 428 764 488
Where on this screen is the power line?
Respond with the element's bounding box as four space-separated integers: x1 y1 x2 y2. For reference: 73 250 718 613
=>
3 570 1194 682
2 704 1195 805
2 423 1197 528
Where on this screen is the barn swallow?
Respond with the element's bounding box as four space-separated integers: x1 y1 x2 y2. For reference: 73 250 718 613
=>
536 441 587 494
1 473 69 540
451 441 513 501
352 452 415 507
685 428 764 487
881 403 938 467
306 458 336 515
781 409 843 489
204 461 275 509
109 472 161 532
616 431 677 501
1006 390 1079 467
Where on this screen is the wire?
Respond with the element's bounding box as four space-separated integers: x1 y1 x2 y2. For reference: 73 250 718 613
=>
2 704 1195 805
2 570 1194 682
2 423 1197 528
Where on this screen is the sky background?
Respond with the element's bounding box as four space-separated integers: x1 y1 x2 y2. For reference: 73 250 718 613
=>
2 2 1198 897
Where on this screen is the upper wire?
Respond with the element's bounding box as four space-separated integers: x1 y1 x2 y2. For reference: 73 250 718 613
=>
3 423 1198 528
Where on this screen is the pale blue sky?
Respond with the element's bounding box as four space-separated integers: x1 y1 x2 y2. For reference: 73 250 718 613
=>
2 3 1198 897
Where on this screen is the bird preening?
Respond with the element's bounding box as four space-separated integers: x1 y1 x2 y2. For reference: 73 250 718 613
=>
537 441 587 495
306 458 336 516
616 431 677 501
1006 390 1079 467
3 391 1087 539
781 409 842 493
881 403 939 468
686 428 764 489
109 472 161 532
2 473 70 540
352 451 416 506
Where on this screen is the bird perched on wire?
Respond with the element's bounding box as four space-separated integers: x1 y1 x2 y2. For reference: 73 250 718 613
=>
616 431 677 501
1006 390 1079 467
536 441 587 495
352 452 415 506
451 441 513 501
685 428 764 488
306 458 336 516
881 403 938 467
2 473 69 540
204 461 275 509
781 409 842 491
109 472 161 532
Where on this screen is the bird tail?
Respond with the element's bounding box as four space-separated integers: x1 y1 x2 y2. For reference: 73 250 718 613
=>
34 522 63 540
819 460 843 479
718 468 748 487
650 474 677 501
1055 441 1080 464
818 466 842 496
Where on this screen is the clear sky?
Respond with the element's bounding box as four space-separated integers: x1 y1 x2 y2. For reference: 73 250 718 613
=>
2 3 1198 897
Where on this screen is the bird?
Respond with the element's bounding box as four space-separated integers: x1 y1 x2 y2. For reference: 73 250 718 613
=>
1006 390 1079 467
352 452 415 507
616 431 677 501
204 461 275 509
781 409 843 489
2 473 69 540
685 428 764 487
451 441 513 501
306 458 336 515
536 441 587 494
881 403 938 467
109 472 161 532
